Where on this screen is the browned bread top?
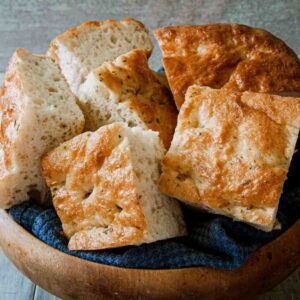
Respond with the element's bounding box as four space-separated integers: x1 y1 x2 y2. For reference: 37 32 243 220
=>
79 49 178 148
42 124 148 250
160 86 300 231
42 123 186 250
154 24 300 108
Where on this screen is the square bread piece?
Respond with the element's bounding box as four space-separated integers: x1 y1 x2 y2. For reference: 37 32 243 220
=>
160 86 300 231
48 19 153 96
0 48 84 208
78 49 177 148
42 122 186 250
154 24 300 108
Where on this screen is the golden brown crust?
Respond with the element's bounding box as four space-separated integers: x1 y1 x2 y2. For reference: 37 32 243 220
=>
160 86 300 230
98 49 178 148
154 24 300 108
48 18 153 61
42 123 147 250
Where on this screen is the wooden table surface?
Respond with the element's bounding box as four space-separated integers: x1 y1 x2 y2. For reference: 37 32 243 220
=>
0 0 299 299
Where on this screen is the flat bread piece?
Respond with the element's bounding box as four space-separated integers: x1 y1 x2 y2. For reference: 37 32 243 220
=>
42 122 186 250
0 48 85 208
48 19 153 96
78 49 177 148
160 86 300 231
154 24 300 108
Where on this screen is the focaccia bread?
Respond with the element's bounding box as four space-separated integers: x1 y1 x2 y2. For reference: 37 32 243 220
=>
42 122 186 250
154 24 300 108
78 49 177 148
160 86 300 231
48 19 153 96
0 48 84 208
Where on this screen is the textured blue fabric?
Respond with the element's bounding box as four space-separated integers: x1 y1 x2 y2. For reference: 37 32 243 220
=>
8 67 300 269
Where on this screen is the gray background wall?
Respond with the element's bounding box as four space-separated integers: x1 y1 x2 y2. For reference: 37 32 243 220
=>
0 0 299 72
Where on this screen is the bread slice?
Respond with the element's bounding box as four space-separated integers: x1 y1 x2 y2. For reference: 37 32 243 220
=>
0 48 85 208
160 86 300 231
48 19 153 96
78 49 177 148
154 24 300 108
42 122 186 250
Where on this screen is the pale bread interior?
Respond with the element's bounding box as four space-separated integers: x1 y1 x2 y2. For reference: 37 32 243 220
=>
124 126 186 241
78 68 145 131
49 20 153 96
0 49 84 208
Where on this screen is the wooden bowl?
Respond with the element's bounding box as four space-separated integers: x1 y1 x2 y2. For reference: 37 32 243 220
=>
0 209 299 300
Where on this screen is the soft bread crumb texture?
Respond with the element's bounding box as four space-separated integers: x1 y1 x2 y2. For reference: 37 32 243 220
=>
42 123 186 250
154 24 300 108
160 86 300 231
78 49 177 148
0 48 84 208
48 19 153 96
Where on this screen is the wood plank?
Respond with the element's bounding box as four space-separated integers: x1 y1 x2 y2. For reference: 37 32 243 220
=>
34 286 60 300
0 250 35 300
259 268 300 299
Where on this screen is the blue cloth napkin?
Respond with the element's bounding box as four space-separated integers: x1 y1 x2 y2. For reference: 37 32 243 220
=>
9 140 300 270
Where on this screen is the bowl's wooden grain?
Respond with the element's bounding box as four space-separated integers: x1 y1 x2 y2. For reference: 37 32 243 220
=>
0 209 299 300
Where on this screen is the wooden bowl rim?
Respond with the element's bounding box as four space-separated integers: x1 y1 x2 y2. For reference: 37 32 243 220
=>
0 209 299 299
1 208 297 270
